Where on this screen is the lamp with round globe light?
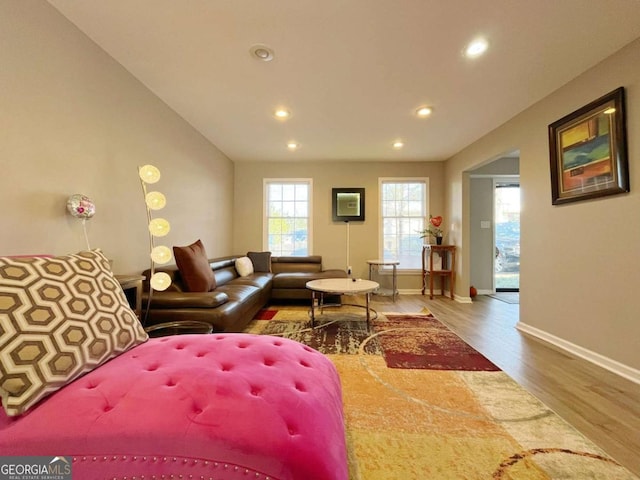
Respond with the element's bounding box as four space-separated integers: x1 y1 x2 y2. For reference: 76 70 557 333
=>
138 164 173 324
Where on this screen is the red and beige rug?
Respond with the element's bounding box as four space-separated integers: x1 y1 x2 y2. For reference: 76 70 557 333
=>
245 306 637 479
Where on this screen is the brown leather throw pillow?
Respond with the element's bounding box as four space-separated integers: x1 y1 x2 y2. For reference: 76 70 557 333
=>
173 239 216 292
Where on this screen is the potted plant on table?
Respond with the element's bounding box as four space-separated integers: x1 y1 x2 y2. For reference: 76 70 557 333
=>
419 215 444 245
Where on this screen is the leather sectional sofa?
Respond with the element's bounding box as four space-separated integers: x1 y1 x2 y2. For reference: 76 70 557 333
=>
142 255 347 333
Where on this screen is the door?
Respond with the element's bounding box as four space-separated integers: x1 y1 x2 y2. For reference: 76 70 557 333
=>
494 181 520 291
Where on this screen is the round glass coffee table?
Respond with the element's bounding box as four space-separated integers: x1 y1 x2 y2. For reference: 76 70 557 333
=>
145 321 213 338
306 278 379 329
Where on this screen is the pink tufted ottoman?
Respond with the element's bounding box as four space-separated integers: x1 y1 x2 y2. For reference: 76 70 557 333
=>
0 334 348 480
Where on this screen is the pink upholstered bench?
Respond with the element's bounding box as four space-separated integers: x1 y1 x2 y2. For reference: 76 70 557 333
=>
0 334 348 480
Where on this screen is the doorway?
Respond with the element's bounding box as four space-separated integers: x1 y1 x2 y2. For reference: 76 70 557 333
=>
494 181 520 291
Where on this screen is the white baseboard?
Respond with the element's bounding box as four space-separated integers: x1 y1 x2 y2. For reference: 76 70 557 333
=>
398 289 422 295
517 322 640 385
396 289 471 303
477 289 493 295
456 295 473 304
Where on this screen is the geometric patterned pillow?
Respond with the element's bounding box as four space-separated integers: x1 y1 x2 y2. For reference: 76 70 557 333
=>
0 250 148 416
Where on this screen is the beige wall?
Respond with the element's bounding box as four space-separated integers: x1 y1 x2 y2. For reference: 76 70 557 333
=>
233 161 445 289
446 38 640 370
0 2 234 274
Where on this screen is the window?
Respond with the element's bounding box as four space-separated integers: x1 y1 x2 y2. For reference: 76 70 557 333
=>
264 179 312 256
380 178 428 270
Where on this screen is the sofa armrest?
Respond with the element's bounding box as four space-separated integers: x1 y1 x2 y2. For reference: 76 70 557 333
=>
148 291 229 309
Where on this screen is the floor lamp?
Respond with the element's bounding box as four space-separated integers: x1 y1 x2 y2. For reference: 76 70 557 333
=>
138 164 172 325
345 221 352 277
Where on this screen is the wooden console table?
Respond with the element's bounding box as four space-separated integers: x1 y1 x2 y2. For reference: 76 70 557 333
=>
421 245 456 300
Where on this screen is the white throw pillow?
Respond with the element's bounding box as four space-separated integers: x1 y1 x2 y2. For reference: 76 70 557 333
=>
235 256 254 277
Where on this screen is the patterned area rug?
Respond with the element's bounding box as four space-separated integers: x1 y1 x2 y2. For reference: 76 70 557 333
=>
244 306 637 479
374 312 500 371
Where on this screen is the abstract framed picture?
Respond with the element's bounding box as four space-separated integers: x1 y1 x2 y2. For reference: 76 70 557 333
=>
332 188 365 222
548 87 629 205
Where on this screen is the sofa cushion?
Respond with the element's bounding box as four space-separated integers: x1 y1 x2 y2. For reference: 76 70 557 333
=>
271 256 323 274
173 239 216 292
147 291 229 309
273 269 348 289
247 251 272 272
235 256 254 277
0 250 148 416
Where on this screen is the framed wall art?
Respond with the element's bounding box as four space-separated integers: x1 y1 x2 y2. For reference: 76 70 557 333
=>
332 188 365 222
548 87 629 205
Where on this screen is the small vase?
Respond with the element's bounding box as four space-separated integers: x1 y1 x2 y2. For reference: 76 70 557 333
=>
436 236 443 245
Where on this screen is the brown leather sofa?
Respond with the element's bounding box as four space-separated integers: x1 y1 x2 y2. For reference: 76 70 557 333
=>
142 255 346 333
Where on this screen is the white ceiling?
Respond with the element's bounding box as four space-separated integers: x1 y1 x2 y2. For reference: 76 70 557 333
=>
48 0 640 163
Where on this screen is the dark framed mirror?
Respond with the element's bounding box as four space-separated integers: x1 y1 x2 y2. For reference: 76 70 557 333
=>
332 188 365 222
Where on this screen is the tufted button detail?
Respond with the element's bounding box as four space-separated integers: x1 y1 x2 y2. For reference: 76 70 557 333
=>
299 359 311 367
103 405 114 413
250 386 262 397
166 379 176 387
294 382 306 392
237 342 249 349
175 344 186 350
263 358 275 366
220 363 232 372
146 364 159 372
196 352 206 358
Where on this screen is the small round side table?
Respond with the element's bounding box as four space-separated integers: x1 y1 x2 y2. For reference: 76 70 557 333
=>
366 259 399 302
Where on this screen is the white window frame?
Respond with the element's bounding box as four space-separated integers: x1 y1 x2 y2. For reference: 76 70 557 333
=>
378 177 429 272
263 178 313 256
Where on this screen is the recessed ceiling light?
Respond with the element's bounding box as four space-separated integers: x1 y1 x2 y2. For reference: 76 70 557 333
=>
392 140 404 149
287 142 299 150
464 37 489 58
250 44 274 62
274 108 291 120
416 106 433 118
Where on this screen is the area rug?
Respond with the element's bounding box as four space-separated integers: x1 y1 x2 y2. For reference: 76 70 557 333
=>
373 312 500 371
247 306 381 355
244 307 637 479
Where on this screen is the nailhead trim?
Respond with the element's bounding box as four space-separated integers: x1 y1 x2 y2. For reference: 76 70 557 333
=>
72 455 269 479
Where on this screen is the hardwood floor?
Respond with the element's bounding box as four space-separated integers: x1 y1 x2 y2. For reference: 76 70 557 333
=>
369 293 640 477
